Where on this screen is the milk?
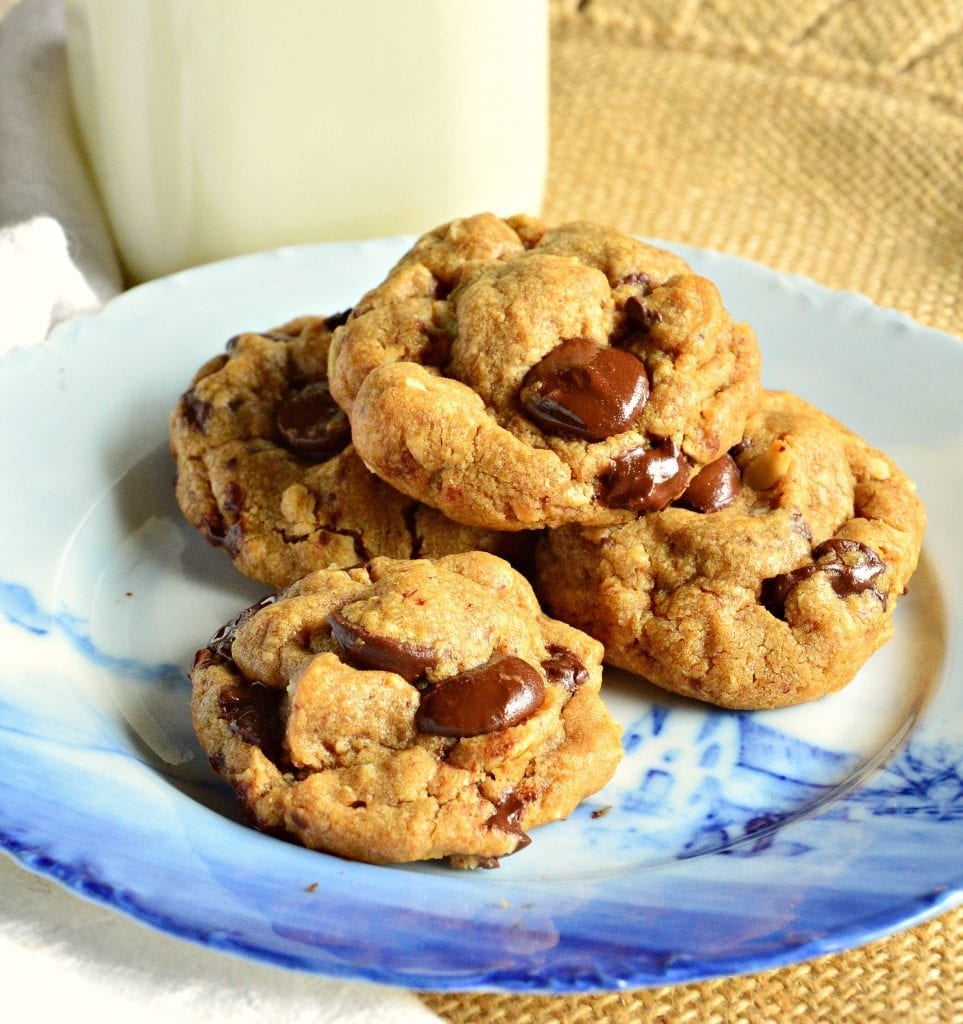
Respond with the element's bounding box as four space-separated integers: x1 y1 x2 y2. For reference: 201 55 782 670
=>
64 0 549 282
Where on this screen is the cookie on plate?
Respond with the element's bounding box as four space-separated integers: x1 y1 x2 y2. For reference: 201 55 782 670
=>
191 552 622 867
327 214 762 530
170 315 530 589
534 391 926 709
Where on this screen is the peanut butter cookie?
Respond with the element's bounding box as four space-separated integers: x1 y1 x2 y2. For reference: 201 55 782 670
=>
170 315 529 589
191 553 622 867
328 214 761 530
534 392 926 709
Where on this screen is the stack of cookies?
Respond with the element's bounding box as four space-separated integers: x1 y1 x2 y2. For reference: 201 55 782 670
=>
170 214 925 867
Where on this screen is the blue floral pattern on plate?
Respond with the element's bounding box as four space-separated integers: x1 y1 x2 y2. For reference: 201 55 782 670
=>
0 238 960 991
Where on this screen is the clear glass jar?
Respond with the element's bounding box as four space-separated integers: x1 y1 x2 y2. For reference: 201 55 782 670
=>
64 0 549 282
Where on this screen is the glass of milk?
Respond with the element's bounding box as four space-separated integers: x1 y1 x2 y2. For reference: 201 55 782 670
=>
63 0 549 282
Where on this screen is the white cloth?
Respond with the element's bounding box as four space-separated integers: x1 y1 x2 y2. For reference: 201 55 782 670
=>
0 2 442 1019
0 0 122 310
0 215 101 350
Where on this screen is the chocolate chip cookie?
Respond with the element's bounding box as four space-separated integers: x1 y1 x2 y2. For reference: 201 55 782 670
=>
170 315 529 589
328 214 762 530
534 391 926 709
190 552 622 867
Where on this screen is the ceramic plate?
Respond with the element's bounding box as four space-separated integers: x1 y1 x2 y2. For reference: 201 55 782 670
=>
1 238 960 993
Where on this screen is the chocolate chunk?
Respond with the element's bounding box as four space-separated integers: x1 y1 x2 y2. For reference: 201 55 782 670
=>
599 438 691 513
624 295 663 330
217 681 283 762
416 322 453 367
814 538 887 601
198 482 245 549
519 337 649 442
729 436 754 458
180 388 213 432
679 454 741 513
222 521 244 558
541 646 588 692
328 610 438 682
415 655 546 737
276 381 350 460
201 594 279 665
760 564 819 617
199 510 229 547
617 271 651 291
324 308 352 331
762 539 886 618
484 790 532 853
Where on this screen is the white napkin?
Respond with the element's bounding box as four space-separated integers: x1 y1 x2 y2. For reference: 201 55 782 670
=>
0 0 123 323
0 2 443 1019
0 215 102 350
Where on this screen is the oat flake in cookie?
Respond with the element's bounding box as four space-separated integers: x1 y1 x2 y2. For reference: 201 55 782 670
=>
190 552 622 867
535 392 926 710
169 315 530 590
327 214 762 530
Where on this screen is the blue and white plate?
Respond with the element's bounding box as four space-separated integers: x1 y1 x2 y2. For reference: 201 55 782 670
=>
1 238 960 993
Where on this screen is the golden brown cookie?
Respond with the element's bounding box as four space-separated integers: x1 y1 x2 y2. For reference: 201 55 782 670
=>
328 214 762 530
190 553 622 867
534 391 926 710
169 315 530 589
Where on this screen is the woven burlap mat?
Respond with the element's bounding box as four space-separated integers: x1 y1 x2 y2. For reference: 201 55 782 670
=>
423 2 962 1022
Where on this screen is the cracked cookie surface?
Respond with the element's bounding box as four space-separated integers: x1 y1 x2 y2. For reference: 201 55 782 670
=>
169 315 529 589
534 392 926 709
328 214 762 530
191 552 623 867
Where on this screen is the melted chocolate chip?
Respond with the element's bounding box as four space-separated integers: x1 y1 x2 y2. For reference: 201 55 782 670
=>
814 538 886 600
199 510 229 547
761 539 886 618
415 655 546 737
729 437 754 458
416 322 453 367
760 564 819 617
198 482 245 549
519 337 649 442
180 389 213 432
484 790 532 853
328 610 438 682
201 594 278 666
222 480 245 515
617 271 651 291
324 308 352 331
222 521 245 558
276 381 350 460
600 438 692 513
624 295 663 331
679 454 741 513
217 681 283 762
541 646 588 692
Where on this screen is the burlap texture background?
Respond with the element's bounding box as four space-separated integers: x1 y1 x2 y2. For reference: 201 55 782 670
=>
423 1 962 1021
